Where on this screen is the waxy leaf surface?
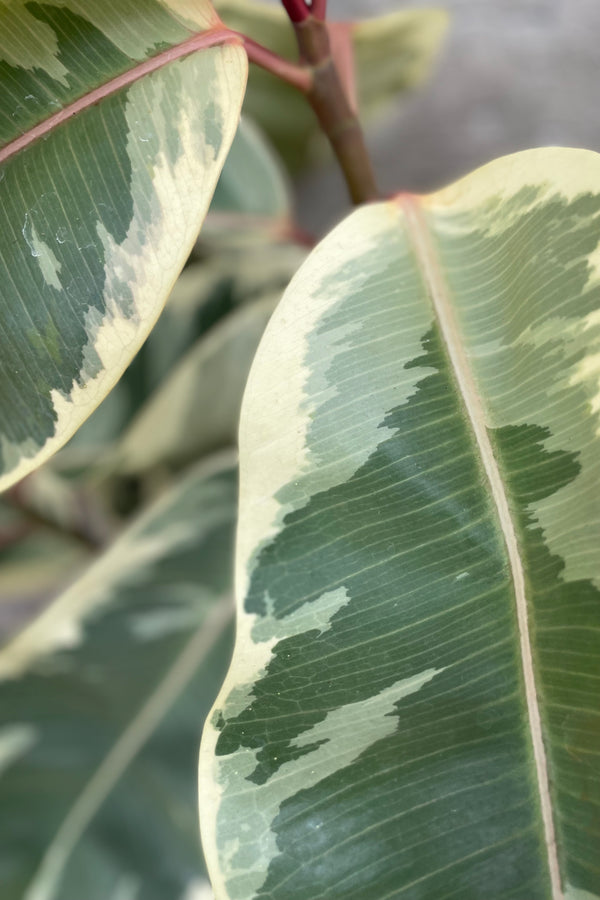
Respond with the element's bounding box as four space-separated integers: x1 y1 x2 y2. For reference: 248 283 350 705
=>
0 0 247 490
201 149 600 900
0 456 237 900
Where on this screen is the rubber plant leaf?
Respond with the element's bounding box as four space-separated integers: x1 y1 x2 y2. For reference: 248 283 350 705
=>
51 237 306 470
0 0 247 491
0 454 237 900
200 149 600 900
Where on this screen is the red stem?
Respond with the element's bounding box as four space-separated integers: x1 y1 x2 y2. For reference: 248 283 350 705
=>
242 36 311 92
0 26 239 165
310 0 327 20
291 17 380 203
280 0 310 23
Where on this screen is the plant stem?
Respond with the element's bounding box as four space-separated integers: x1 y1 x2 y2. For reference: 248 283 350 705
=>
281 0 310 23
242 36 312 93
310 0 327 21
293 15 379 204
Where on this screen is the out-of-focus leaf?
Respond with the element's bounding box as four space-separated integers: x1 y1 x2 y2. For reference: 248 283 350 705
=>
54 383 133 455
191 236 309 296
0 1 247 491
201 149 600 899
118 294 278 473
0 455 237 900
353 7 448 120
215 0 447 170
208 116 292 231
0 460 114 637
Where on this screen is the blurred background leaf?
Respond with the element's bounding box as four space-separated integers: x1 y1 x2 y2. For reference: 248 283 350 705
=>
208 117 292 232
0 456 236 900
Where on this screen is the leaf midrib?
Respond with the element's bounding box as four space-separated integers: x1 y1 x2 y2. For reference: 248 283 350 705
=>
23 598 234 900
398 193 563 900
0 25 240 166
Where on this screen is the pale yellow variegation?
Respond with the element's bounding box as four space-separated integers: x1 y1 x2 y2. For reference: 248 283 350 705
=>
201 149 600 900
0 0 247 490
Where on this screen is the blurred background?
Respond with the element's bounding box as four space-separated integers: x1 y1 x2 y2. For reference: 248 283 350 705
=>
297 0 600 230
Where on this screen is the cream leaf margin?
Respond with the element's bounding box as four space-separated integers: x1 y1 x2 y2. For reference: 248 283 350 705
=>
0 44 247 493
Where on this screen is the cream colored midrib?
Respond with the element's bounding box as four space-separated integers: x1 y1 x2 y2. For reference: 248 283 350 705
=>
23 599 234 900
399 196 562 900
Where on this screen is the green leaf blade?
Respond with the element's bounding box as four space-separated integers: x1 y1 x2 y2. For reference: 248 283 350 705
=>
201 149 600 899
0 2 247 491
423 152 600 895
0 1 218 146
0 455 238 900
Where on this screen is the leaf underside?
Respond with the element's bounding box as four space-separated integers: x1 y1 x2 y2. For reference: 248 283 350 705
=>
0 0 247 491
201 149 600 900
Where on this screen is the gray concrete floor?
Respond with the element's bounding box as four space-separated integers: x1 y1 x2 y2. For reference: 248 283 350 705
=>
297 0 600 231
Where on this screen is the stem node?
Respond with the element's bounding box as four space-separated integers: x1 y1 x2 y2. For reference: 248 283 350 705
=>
293 16 380 204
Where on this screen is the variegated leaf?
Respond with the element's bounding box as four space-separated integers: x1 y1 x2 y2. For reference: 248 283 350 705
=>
0 454 237 900
200 149 600 899
51 237 306 476
209 117 291 233
0 0 247 491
